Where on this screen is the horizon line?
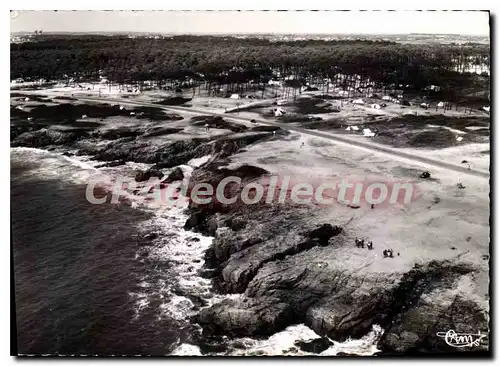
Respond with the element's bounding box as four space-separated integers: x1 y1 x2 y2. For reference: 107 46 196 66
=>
10 31 489 37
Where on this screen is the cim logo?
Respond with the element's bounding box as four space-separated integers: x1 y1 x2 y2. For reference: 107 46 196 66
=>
436 330 488 348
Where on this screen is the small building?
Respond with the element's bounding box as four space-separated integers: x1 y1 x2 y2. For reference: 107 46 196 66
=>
425 85 441 92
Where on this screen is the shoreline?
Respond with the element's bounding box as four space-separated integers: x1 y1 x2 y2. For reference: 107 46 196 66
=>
10 87 490 355
11 146 384 356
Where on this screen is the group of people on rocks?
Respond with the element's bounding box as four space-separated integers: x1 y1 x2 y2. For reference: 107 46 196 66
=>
355 238 398 258
383 249 398 258
355 238 373 250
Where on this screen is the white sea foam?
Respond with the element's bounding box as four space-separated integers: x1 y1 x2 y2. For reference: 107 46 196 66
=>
170 343 203 356
187 155 212 168
221 323 383 356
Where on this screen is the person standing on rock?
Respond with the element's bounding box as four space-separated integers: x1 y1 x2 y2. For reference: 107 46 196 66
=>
205 123 210 132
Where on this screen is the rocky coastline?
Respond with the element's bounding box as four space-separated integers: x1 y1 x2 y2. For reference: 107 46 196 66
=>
10 100 489 355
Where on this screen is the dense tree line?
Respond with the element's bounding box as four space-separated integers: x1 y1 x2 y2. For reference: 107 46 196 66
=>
10 35 490 101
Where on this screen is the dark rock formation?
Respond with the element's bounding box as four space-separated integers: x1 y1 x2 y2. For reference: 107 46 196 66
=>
190 188 489 354
196 296 294 337
11 128 90 148
135 168 164 182
144 232 159 241
295 338 332 354
95 160 126 168
184 209 212 233
305 224 342 245
98 128 143 140
420 171 431 179
191 115 248 133
225 217 247 231
251 125 281 132
164 167 184 183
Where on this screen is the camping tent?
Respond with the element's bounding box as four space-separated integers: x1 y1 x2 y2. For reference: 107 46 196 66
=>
230 94 241 99
352 99 365 105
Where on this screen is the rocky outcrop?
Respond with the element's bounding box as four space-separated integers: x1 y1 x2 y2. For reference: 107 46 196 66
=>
95 160 126 168
188 182 489 353
164 167 184 183
135 168 164 182
97 128 144 140
305 224 342 245
251 125 281 132
10 98 488 354
11 128 90 147
378 282 489 353
191 115 248 133
196 296 294 337
295 338 333 354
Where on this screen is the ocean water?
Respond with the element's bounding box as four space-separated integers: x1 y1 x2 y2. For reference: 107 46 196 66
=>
11 147 381 356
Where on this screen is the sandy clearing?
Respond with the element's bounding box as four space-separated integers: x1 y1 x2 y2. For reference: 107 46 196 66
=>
396 143 491 173
227 132 489 305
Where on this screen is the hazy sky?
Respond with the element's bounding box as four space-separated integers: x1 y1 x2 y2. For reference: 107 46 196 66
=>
10 10 490 36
